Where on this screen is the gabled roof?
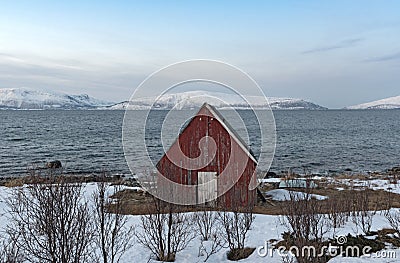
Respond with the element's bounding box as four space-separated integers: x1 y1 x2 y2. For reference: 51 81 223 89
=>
193 103 258 164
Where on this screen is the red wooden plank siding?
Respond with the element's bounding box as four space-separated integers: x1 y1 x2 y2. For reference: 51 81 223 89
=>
156 104 256 208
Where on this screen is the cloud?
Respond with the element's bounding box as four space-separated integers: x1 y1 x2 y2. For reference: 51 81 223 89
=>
0 52 147 101
364 52 400 62
302 38 364 54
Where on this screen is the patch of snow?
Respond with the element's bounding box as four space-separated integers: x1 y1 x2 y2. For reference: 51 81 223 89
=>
265 189 328 201
334 178 400 194
259 178 282 183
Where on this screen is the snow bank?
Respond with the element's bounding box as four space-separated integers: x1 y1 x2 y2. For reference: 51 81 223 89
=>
265 189 328 201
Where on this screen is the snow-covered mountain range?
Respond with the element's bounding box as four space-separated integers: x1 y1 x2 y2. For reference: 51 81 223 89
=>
0 88 326 110
2 88 399 110
346 95 400 109
0 88 111 109
103 91 327 110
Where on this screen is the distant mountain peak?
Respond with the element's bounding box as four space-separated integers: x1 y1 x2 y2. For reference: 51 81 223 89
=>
346 95 400 109
0 87 112 109
103 91 327 110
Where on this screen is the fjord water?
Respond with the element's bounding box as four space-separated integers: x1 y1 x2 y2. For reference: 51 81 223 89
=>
1 110 399 177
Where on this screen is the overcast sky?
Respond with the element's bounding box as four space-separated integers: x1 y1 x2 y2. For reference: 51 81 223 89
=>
1 1 399 108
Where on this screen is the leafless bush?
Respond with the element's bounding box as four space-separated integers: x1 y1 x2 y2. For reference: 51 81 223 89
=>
281 190 330 242
93 180 135 263
0 231 26 263
279 182 330 263
327 195 350 235
6 175 95 263
384 209 400 236
194 210 216 241
194 210 225 262
381 188 394 217
351 187 376 235
218 204 255 260
135 197 195 262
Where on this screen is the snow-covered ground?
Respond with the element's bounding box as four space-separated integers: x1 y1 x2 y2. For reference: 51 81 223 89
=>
327 177 400 195
1 183 399 262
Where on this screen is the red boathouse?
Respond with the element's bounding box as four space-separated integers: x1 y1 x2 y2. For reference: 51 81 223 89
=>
156 103 258 208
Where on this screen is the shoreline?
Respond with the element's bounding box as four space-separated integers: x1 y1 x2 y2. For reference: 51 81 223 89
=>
1 166 399 187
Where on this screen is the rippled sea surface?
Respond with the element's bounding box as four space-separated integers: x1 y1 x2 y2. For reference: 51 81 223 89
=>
1 110 399 177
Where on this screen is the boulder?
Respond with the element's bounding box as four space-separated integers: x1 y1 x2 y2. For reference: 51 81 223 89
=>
265 171 277 178
46 160 62 169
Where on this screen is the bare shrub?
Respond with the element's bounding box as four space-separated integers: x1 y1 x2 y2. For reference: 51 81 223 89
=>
135 197 195 262
279 181 330 263
194 210 216 241
218 205 255 260
385 209 400 236
93 180 135 263
351 186 377 235
281 190 330 242
194 210 225 262
381 188 394 217
6 175 95 263
327 195 350 235
0 231 26 263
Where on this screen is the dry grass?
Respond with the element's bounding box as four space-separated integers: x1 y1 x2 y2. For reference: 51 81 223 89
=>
1 174 123 187
110 189 216 215
113 184 400 216
4 178 24 187
6 174 400 216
